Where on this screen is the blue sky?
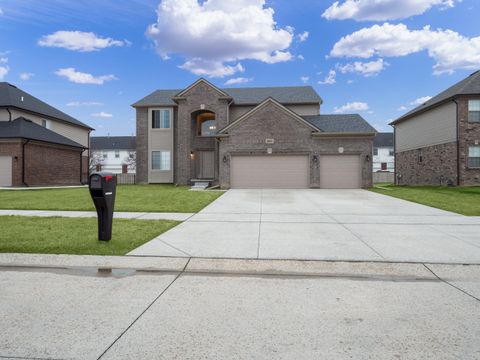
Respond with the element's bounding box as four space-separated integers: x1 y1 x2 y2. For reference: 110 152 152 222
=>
0 0 479 136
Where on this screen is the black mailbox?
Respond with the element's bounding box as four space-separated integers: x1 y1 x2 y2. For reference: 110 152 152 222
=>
89 172 116 241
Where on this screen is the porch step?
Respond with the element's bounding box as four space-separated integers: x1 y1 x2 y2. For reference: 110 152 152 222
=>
191 181 210 191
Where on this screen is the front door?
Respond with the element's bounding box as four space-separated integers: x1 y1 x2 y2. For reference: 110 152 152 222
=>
197 151 215 179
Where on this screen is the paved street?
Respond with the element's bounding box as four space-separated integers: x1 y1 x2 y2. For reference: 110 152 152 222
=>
0 255 479 360
130 189 480 263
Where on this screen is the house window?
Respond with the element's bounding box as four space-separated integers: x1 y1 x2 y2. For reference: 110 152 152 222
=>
115 150 120 158
103 152 108 159
122 164 128 174
381 163 387 171
152 110 171 129
96 164 102 172
152 151 171 170
196 112 216 136
373 148 378 156
468 100 480 123
41 119 47 127
389 148 394 156
468 146 480 168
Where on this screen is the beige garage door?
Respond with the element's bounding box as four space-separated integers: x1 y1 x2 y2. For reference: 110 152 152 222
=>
231 155 309 189
0 156 12 187
320 155 361 189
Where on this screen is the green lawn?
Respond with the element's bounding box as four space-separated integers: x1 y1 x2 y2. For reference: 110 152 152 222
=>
0 185 223 213
370 184 480 216
0 216 179 255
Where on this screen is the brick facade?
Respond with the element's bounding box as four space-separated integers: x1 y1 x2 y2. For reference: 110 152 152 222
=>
396 97 480 186
457 97 480 185
0 139 83 186
136 107 149 184
218 102 373 188
396 142 457 185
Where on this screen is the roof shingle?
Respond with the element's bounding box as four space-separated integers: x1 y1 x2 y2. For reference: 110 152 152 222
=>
0 82 92 130
0 117 85 148
302 114 377 133
374 132 393 147
90 136 136 150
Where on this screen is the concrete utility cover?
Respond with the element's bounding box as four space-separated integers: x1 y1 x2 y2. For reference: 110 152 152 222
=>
130 189 480 264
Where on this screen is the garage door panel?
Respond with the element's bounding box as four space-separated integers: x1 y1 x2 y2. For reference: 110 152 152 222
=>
320 155 361 189
0 156 12 187
231 155 309 189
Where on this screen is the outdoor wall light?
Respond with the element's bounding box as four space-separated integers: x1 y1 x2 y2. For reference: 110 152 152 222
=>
223 155 228 163
190 151 195 160
366 154 371 162
312 155 318 162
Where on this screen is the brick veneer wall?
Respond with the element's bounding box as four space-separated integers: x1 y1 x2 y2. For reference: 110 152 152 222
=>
395 142 458 185
136 107 148 184
218 101 373 189
457 97 480 185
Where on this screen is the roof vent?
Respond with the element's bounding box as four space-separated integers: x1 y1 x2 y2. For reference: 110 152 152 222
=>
20 96 24 102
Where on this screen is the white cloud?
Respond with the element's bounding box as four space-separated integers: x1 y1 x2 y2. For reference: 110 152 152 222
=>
333 101 369 113
318 70 336 85
224 77 253 85
336 58 388 77
322 0 457 21
19 72 34 81
66 101 103 107
298 31 309 42
38 31 128 52
0 57 8 80
330 23 480 74
410 96 432 105
397 105 407 111
297 54 305 60
91 112 113 118
300 76 310 83
55 68 117 85
146 0 294 77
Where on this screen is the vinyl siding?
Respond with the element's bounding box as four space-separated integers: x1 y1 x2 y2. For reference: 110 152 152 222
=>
148 107 174 183
395 101 457 153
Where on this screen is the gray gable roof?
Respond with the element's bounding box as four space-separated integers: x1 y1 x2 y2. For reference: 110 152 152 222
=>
0 82 92 130
302 114 377 133
0 117 85 148
133 86 322 107
374 132 393 147
91 136 136 150
392 70 480 124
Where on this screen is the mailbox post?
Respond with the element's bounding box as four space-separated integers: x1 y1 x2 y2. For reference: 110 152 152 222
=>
89 172 117 241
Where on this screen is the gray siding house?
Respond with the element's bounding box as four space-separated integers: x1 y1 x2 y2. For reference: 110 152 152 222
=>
133 79 376 189
392 70 480 186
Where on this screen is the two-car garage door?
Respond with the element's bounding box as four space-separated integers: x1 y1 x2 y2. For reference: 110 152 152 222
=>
0 156 12 187
230 154 361 189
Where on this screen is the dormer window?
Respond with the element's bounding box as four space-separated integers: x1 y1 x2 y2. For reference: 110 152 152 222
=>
196 111 216 136
468 100 480 123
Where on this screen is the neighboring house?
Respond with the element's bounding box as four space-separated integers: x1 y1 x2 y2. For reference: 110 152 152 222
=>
373 132 394 172
132 78 376 189
90 136 136 174
391 70 480 186
0 82 92 187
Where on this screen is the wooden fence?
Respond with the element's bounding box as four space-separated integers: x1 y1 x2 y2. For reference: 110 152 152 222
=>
115 173 136 185
373 172 394 184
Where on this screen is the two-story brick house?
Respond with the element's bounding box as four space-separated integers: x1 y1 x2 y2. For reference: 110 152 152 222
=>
392 70 480 186
0 82 92 187
133 79 376 189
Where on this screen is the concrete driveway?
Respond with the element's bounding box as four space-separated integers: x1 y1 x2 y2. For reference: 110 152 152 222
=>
130 189 480 264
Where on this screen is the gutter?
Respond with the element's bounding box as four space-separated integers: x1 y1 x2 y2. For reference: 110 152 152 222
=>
22 139 30 187
453 98 460 186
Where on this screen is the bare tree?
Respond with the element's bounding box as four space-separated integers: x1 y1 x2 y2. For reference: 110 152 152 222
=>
124 151 136 172
89 151 104 174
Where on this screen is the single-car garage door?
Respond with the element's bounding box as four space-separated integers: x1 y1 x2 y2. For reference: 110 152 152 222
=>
320 155 361 189
0 156 12 187
231 155 309 189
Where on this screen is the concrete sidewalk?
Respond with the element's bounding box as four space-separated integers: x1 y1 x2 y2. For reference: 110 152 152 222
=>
1 254 479 360
0 209 193 221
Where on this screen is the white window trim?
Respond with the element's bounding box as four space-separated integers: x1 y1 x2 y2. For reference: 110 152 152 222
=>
150 108 172 131
151 150 172 172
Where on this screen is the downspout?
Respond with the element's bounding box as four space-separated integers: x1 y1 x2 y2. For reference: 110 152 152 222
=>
22 139 30 187
393 125 397 185
453 98 460 186
80 149 85 184
6 107 12 121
